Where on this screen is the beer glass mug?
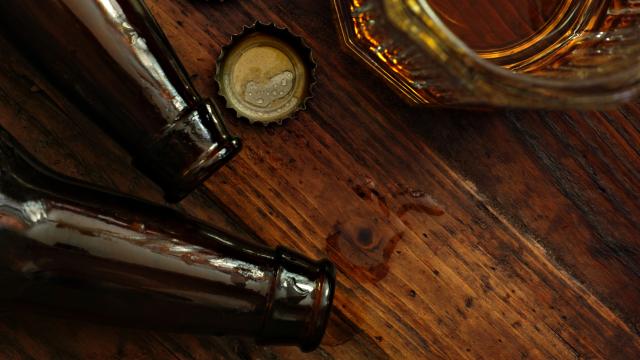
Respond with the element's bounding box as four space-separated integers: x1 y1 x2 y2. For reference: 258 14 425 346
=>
332 0 640 108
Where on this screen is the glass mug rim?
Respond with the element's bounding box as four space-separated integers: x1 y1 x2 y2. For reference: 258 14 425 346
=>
337 0 640 107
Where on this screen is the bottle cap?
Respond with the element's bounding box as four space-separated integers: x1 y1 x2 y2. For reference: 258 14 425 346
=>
215 23 316 125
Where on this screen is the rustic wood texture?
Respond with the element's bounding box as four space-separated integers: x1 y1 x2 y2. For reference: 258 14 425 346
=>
0 0 639 359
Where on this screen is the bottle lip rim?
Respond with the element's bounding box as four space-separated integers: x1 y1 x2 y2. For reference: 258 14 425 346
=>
259 248 337 352
299 259 337 352
133 99 242 203
133 136 241 203
173 135 242 197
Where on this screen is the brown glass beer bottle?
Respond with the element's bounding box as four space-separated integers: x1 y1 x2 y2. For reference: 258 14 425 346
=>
0 127 334 352
0 0 241 202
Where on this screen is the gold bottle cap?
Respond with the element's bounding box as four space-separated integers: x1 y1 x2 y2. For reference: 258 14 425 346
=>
216 23 315 125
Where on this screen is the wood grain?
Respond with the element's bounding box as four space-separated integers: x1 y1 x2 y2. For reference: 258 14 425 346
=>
0 0 639 358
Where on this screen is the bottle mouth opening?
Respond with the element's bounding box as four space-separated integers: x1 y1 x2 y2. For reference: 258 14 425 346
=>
133 99 242 203
171 136 242 200
299 260 336 352
258 248 337 352
133 136 241 203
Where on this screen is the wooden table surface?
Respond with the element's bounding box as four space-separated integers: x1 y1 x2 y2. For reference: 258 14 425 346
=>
1 0 639 359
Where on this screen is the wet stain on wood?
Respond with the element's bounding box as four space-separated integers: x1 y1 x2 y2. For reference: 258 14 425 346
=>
326 225 403 282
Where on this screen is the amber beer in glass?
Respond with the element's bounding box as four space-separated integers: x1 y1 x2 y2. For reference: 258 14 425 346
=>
333 0 640 108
